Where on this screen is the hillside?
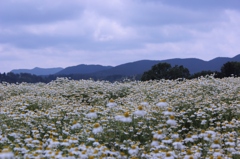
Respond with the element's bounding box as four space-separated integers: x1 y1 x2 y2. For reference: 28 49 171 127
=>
11 67 63 76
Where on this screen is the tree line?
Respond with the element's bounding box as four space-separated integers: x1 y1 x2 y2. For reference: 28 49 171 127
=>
0 61 240 83
141 61 240 81
0 72 128 83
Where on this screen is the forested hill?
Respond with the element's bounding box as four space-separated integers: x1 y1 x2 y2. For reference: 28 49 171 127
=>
1 54 240 83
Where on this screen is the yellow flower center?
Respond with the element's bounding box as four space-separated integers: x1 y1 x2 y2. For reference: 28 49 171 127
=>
189 156 194 159
94 123 100 128
72 120 77 124
166 152 171 157
167 107 172 111
138 105 143 110
131 145 136 149
175 138 180 142
124 112 130 117
158 130 162 134
187 134 192 138
160 99 166 102
109 99 115 102
170 115 175 120
214 139 219 144
187 149 192 155
208 134 212 138
229 138 234 142
90 109 95 113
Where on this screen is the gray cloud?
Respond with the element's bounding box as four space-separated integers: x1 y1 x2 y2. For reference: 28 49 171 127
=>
0 0 83 25
0 0 240 73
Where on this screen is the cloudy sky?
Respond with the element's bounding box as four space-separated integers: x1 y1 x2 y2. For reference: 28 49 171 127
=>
1 0 240 73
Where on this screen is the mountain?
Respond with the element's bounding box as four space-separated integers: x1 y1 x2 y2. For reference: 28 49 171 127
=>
92 55 240 77
11 67 63 76
10 54 240 80
55 64 113 75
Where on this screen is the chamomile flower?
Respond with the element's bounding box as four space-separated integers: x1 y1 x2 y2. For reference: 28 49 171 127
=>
166 115 177 126
134 105 147 117
107 99 117 108
128 145 139 156
140 101 149 106
156 99 169 108
151 138 159 147
70 121 81 130
163 107 175 116
115 112 132 123
0 149 14 159
165 152 175 159
153 130 166 140
86 109 98 119
92 123 103 134
173 138 185 150
211 139 221 149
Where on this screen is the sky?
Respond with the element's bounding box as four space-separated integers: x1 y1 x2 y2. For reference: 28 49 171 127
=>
1 0 240 73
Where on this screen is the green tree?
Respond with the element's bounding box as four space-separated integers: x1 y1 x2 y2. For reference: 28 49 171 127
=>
141 63 171 81
141 63 190 81
221 61 240 77
168 65 190 80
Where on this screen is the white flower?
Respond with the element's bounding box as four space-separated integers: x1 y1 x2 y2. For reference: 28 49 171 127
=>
119 117 132 123
134 105 147 117
140 101 149 106
86 109 98 119
213 151 222 157
151 138 159 147
211 139 221 149
163 107 175 116
166 119 177 126
70 123 81 130
92 123 103 134
107 99 117 108
156 99 168 108
201 120 207 125
115 112 132 123
0 150 14 159
87 138 95 141
134 110 147 117
128 145 139 156
162 138 173 144
153 130 166 140
93 141 100 146
184 135 194 143
166 115 177 126
165 152 175 159
171 133 179 139
173 141 185 150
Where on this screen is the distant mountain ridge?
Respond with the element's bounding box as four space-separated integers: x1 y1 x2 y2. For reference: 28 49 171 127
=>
10 54 240 78
56 64 113 75
91 54 240 77
11 67 63 76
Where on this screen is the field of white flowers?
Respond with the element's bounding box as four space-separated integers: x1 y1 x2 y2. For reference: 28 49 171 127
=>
0 76 240 159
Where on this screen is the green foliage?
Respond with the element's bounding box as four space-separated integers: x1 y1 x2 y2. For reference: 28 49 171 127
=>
26 103 40 111
221 61 240 77
141 63 190 81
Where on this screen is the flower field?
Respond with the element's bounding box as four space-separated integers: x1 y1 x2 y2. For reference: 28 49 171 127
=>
0 76 240 159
